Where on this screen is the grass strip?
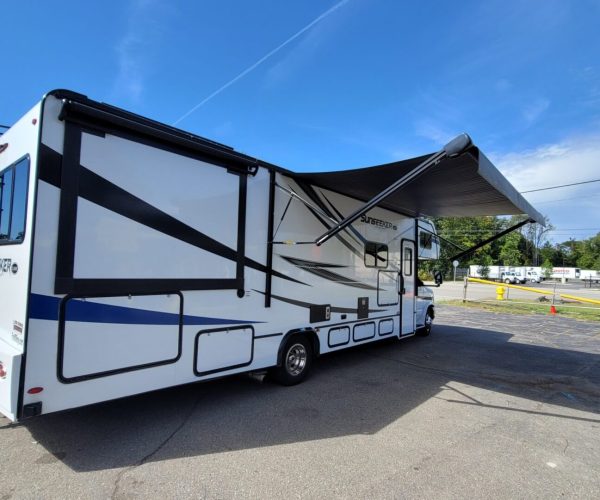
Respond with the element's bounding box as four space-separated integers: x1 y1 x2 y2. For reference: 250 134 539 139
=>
439 299 600 322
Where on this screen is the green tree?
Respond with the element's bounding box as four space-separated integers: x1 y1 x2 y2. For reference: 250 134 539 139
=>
576 233 600 269
477 254 493 279
521 216 553 265
499 231 523 266
541 259 553 279
539 241 559 265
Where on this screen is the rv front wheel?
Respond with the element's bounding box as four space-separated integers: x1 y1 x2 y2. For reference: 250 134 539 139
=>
271 335 313 386
417 308 434 337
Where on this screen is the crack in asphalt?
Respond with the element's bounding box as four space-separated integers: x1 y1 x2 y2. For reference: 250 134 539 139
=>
110 394 201 499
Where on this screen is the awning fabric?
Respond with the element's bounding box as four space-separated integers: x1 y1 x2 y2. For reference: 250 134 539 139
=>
292 147 544 225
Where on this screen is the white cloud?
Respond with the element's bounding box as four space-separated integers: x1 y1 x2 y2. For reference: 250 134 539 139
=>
491 133 600 240
414 119 454 145
522 98 550 125
112 0 169 103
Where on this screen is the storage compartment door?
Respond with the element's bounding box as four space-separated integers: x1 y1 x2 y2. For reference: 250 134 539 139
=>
194 326 254 376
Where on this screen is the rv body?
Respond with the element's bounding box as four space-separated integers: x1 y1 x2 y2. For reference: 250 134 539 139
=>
0 92 439 421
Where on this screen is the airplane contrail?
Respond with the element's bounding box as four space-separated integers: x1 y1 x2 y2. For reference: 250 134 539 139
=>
173 0 350 125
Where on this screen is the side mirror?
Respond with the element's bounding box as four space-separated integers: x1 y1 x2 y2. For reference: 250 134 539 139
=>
433 270 443 287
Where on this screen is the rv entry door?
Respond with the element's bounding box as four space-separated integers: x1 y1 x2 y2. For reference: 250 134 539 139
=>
400 240 416 335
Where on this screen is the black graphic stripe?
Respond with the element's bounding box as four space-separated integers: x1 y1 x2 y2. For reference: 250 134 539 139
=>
38 144 306 286
252 289 385 314
295 179 363 259
280 256 377 290
319 191 367 245
281 256 345 268
295 180 364 248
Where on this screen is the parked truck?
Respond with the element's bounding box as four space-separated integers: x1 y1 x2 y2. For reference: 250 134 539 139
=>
522 267 543 283
580 269 600 284
551 267 581 280
468 265 527 284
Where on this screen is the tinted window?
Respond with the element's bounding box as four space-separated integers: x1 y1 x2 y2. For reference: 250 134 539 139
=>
0 168 13 239
365 241 388 268
0 157 29 243
419 231 438 250
403 247 413 276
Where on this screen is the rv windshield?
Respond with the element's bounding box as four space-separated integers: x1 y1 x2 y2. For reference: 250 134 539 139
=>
0 156 29 243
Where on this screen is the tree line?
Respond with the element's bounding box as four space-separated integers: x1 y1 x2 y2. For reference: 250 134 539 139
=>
421 215 600 278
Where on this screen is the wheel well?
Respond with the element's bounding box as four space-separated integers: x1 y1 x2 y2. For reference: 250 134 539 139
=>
428 305 435 319
277 328 320 366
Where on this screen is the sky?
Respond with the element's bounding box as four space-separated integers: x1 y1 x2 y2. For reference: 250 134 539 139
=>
2 0 600 243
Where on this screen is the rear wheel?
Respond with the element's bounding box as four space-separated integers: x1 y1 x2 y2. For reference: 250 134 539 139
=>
270 335 313 386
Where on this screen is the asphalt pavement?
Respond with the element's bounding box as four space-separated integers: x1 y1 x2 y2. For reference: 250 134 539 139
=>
1 306 599 499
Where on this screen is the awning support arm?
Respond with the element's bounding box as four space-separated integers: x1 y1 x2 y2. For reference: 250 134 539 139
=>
449 218 533 262
314 133 472 246
417 223 466 251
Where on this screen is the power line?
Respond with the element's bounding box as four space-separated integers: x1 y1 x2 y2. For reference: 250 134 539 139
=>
521 178 600 193
533 192 599 204
548 228 600 231
173 0 350 125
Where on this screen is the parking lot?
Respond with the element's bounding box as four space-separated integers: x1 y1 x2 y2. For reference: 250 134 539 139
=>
1 305 599 499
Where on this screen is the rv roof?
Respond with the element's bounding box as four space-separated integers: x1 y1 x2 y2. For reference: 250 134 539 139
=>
292 148 544 224
44 90 543 225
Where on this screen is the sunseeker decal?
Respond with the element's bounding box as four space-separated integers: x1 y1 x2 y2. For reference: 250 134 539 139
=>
360 215 397 231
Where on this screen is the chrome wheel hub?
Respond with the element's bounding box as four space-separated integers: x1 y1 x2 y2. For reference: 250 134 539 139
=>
286 343 307 376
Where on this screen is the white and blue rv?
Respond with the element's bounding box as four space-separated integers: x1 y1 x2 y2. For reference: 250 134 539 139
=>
0 90 542 421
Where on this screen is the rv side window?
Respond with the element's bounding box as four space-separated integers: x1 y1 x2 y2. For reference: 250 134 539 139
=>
365 241 388 268
419 231 430 249
0 157 29 243
0 169 13 238
403 247 413 276
419 231 437 250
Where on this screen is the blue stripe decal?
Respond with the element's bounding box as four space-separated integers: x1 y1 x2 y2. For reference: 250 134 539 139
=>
29 293 259 326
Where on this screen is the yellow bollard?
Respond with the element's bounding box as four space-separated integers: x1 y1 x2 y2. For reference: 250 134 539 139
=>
496 286 505 301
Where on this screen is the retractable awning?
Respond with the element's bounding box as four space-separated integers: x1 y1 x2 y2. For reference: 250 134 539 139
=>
293 142 544 226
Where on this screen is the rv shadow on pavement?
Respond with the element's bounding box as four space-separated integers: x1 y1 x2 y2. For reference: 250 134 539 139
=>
18 307 600 472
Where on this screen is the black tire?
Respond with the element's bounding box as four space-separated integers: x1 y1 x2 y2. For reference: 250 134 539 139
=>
270 335 313 386
417 308 434 337
504 279 511 284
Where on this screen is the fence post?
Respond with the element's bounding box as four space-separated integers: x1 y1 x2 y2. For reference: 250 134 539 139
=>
463 277 468 303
